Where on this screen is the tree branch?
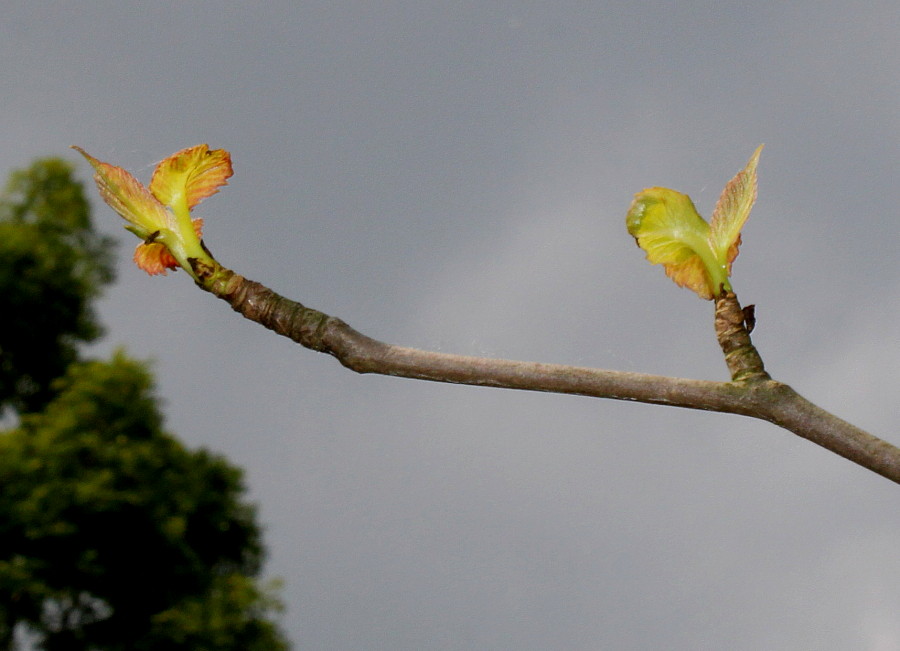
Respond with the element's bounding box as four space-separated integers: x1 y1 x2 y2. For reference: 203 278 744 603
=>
190 258 900 485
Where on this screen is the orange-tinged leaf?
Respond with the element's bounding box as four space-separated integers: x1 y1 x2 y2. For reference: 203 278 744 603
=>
132 218 204 276
660 255 715 299
149 144 233 211
626 187 719 299
72 146 172 236
709 144 763 269
134 241 178 276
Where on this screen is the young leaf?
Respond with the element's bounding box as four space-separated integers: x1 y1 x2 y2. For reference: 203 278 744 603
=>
72 146 173 239
626 146 763 300
149 144 233 214
626 187 720 299
709 144 763 275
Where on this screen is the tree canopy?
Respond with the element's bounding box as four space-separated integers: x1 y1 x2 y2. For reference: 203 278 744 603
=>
0 158 115 414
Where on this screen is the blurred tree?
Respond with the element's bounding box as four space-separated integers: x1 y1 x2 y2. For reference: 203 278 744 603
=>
146 573 287 651
0 158 115 415
0 160 288 649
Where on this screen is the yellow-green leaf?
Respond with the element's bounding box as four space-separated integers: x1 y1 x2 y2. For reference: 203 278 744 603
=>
626 146 764 300
709 144 763 273
149 144 233 216
72 146 172 238
626 187 720 299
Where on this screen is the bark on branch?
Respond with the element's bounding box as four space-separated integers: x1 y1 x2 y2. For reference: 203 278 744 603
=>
190 258 900 485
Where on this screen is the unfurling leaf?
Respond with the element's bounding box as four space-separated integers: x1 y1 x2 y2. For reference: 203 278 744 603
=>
71 146 173 240
626 145 763 300
626 187 717 298
150 145 233 212
709 145 763 275
73 145 232 278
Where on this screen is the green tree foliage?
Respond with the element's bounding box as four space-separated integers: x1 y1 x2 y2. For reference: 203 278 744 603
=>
0 158 115 414
147 574 287 651
0 159 288 649
0 355 286 649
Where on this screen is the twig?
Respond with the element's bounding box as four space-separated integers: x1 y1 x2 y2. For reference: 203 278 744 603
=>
190 258 900 485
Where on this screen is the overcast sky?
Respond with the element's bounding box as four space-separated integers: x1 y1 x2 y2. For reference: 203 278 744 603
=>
3 2 898 649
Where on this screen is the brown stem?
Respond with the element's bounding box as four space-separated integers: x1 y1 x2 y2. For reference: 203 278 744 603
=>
190 259 900 485
755 384 900 481
714 291 769 382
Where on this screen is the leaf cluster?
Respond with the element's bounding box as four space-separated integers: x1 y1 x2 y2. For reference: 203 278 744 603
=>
626 146 762 299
